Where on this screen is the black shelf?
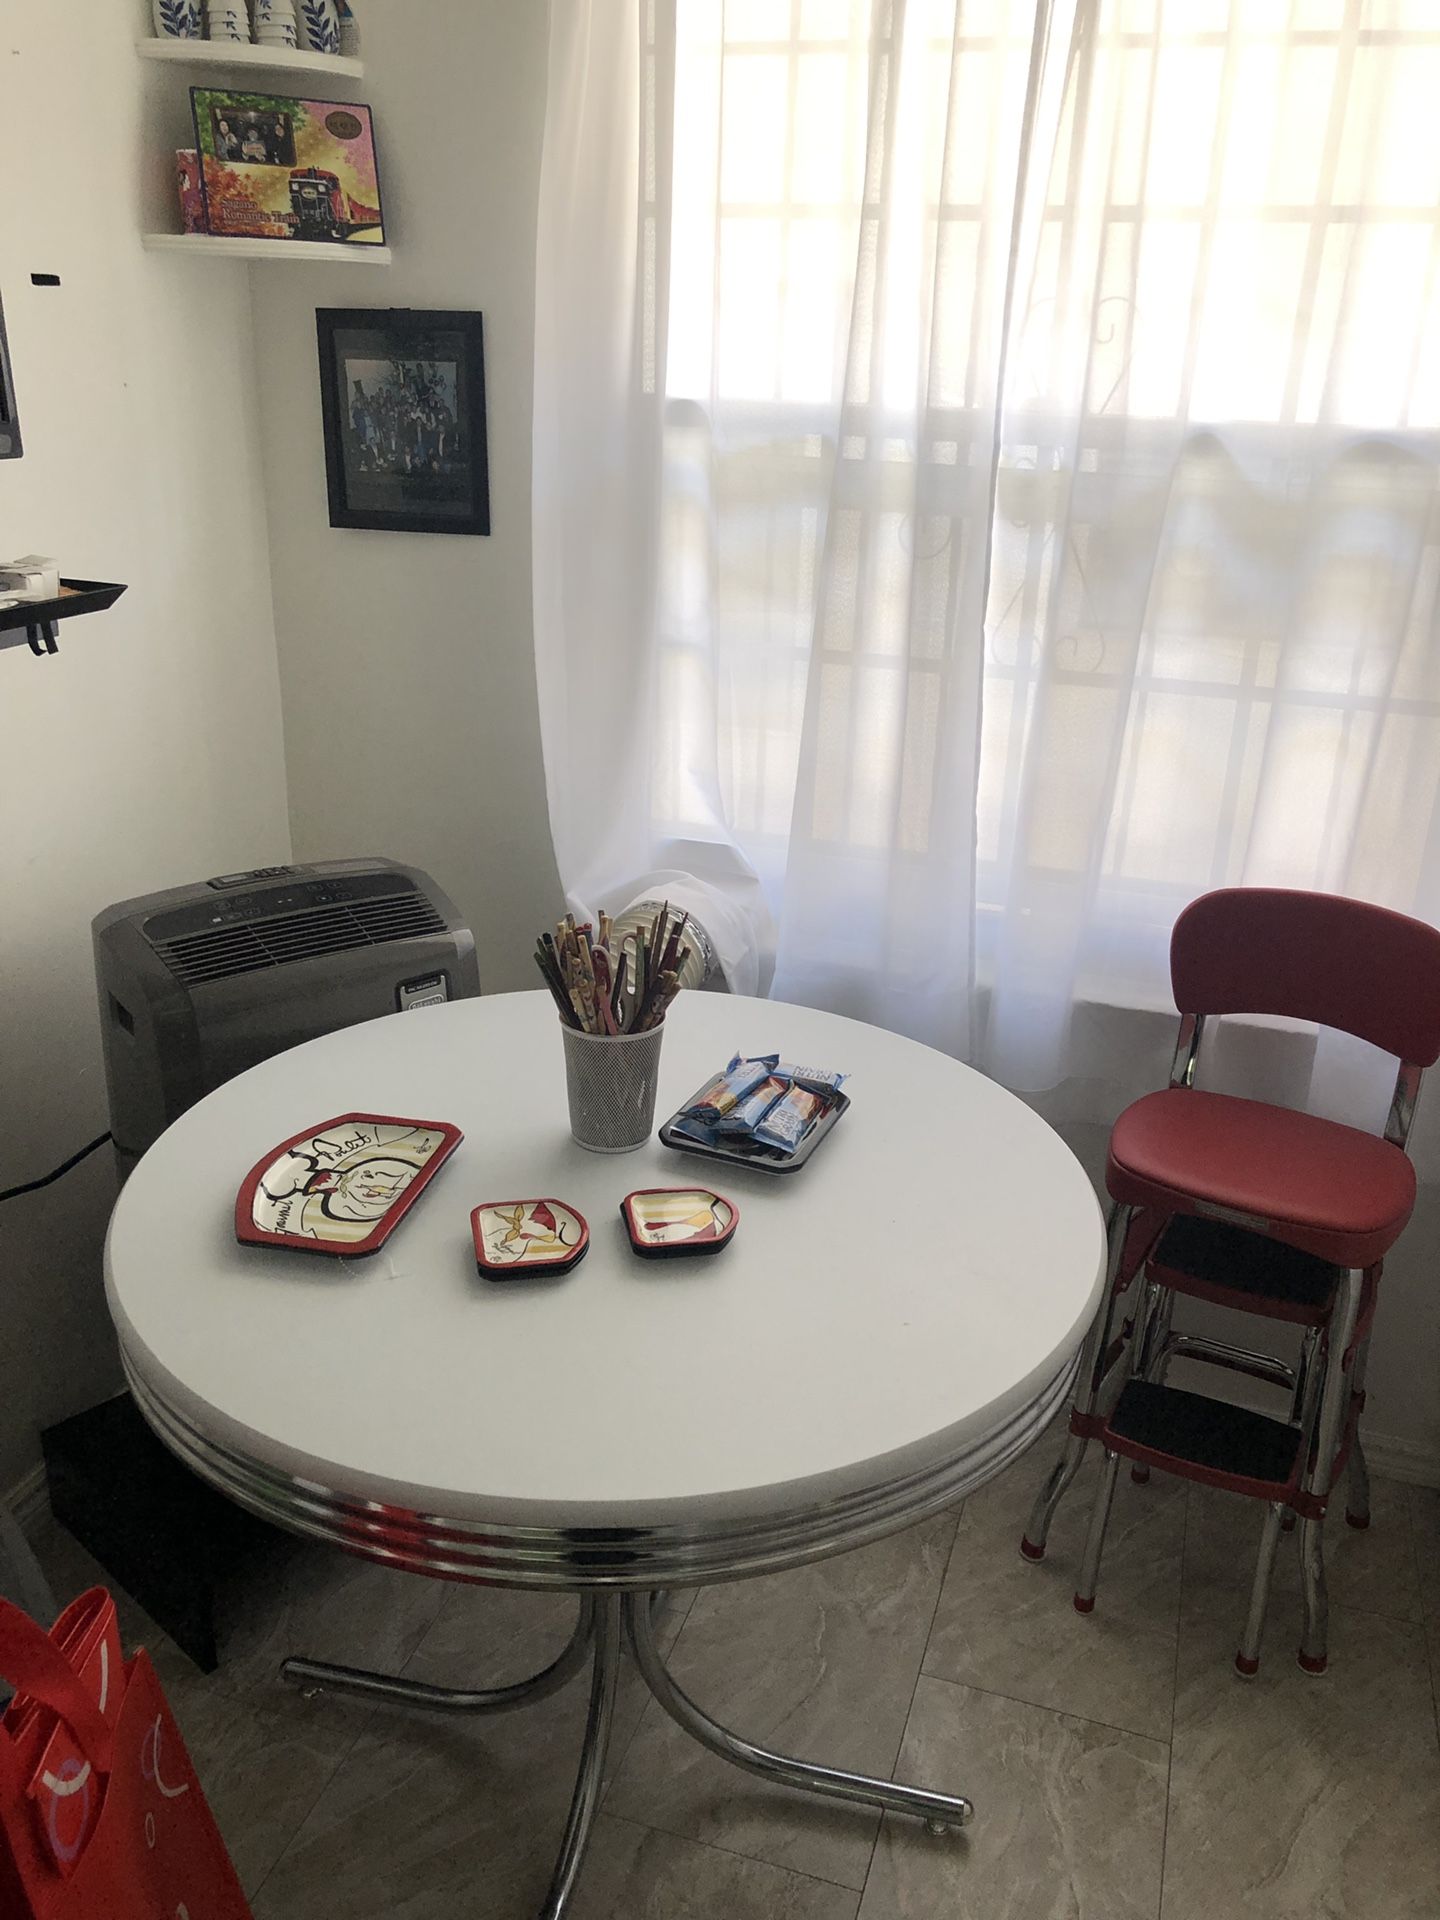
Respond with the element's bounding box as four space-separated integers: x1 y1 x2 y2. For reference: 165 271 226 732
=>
0 578 127 658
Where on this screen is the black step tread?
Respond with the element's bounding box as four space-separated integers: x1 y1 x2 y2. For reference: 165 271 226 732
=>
1105 1379 1303 1488
1152 1214 1342 1312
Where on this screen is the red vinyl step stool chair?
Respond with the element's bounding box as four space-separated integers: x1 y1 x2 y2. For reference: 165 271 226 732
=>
1019 888 1440 1675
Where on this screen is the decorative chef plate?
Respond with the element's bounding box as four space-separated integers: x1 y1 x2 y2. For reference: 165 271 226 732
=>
471 1198 590 1279
235 1113 463 1256
620 1188 739 1259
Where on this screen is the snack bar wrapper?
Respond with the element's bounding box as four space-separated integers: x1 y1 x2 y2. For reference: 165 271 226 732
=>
753 1083 823 1154
682 1054 779 1122
774 1063 849 1096
715 1077 787 1136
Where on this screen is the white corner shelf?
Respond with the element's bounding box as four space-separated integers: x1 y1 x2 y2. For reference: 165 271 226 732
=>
136 38 364 81
142 233 391 265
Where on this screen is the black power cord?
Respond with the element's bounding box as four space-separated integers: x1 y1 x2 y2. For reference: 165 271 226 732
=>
0 1132 112 1206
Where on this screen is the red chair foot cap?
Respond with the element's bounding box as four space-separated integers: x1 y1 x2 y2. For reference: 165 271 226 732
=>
1280 1512 1297 1533
1234 1652 1260 1678
1345 1511 1371 1530
1297 1649 1328 1676
1019 1536 1046 1562
1130 1465 1151 1485
1073 1593 1096 1615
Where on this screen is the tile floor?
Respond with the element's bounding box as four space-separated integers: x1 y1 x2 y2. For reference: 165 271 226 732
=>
34 1442 1440 1920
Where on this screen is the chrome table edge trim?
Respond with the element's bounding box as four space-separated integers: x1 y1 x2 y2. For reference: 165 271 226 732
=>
121 1346 1076 1589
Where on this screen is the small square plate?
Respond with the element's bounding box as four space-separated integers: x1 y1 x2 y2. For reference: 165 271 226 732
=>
621 1187 739 1259
472 1198 590 1279
235 1113 463 1257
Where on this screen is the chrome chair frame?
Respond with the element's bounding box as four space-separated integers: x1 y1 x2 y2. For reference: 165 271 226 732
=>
1022 1007 1420 1676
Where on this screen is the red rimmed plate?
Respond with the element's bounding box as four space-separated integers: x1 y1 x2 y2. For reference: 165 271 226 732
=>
471 1198 590 1279
621 1187 739 1259
235 1113 463 1257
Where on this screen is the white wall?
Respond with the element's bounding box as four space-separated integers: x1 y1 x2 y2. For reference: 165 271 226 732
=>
250 0 563 994
0 1 291 1494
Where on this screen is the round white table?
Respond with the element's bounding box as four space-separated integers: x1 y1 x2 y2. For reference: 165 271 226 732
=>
106 990 1105 1917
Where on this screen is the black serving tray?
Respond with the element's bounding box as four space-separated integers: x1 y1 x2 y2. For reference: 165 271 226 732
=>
0 579 127 657
658 1087 850 1176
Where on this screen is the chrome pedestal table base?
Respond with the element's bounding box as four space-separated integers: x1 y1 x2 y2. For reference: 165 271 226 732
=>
282 1590 972 1919
124 1352 1076 1918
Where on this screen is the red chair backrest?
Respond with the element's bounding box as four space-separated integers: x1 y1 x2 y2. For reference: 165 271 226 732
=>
1171 888 1440 1068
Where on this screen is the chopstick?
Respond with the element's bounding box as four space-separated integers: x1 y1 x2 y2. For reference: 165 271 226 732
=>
532 902 689 1034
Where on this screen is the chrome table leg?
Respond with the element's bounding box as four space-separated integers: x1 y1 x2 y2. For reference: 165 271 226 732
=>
539 1595 622 1920
281 1593 596 1712
1235 1501 1285 1676
621 1592 973 1834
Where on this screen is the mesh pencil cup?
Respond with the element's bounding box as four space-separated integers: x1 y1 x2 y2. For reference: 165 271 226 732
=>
561 1021 666 1153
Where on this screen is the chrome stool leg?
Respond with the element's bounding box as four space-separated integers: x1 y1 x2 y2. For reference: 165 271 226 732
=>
1297 1270 1363 1675
1297 1514 1329 1677
1129 1287 1176 1487
1021 1430 1089 1561
1281 1325 1322 1535
538 1595 622 1920
1235 1501 1285 1677
281 1593 597 1712
1072 1450 1121 1614
1022 1204 1136 1561
622 1593 973 1834
1345 1332 1374 1529
1346 1433 1373 1531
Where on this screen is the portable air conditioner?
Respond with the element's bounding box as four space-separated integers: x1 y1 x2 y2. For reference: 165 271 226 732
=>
94 858 479 1175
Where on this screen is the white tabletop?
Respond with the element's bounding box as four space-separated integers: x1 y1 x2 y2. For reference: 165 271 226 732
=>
106 992 1105 1532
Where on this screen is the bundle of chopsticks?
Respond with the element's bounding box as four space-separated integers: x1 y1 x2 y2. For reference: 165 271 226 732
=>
535 904 689 1036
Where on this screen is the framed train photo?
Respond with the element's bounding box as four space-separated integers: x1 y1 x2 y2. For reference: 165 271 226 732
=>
190 88 385 247
316 309 491 536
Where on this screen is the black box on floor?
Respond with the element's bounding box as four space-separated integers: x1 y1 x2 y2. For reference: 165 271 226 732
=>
41 1392 285 1671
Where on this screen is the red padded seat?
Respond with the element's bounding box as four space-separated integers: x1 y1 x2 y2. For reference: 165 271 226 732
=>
1107 1088 1415 1269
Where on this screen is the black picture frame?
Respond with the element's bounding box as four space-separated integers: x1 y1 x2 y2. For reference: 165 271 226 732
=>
0 288 22 461
316 308 490 535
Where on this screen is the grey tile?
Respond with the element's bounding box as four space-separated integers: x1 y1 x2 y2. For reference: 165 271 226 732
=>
1414 1486 1440 1748
923 1434 1185 1741
216 1536 448 1697
396 1579 694 1790
1412 1484 1440 1622
250 1667 597 1917
1163 1579 1440 1920
606 1514 959 1891
1184 1474 1421 1623
857 1675 1167 1920
159 1669 375 1897
252 1585 699 1918
573 1815 860 1920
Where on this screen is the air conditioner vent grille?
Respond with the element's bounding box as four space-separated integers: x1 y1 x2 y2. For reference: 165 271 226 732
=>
154 891 447 985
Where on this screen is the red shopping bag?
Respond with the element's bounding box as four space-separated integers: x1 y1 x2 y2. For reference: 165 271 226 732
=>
0 1589 253 1919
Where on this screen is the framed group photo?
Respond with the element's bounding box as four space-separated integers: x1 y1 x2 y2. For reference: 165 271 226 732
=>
316 308 490 536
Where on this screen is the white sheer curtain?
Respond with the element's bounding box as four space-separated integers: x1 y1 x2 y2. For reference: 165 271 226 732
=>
533 0 1440 1087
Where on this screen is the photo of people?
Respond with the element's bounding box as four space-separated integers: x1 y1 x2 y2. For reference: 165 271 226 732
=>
209 105 296 167
342 357 463 482
318 309 490 535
